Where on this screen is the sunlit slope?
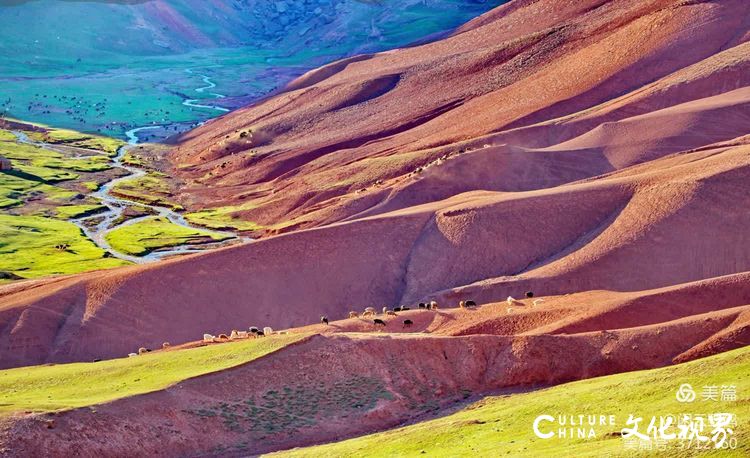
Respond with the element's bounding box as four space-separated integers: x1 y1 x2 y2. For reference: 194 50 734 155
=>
274 345 750 457
0 333 308 414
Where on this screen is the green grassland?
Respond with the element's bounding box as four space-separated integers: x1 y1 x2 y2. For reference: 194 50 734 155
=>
0 171 78 209
110 172 183 210
104 216 231 256
121 150 147 167
275 346 750 457
27 127 124 157
184 202 263 232
54 204 107 219
0 214 128 279
0 130 17 142
0 334 308 414
81 181 99 192
0 127 116 229
0 123 238 277
11 164 78 182
0 132 112 175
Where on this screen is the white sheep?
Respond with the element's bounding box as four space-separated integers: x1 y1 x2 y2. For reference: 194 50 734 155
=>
532 299 545 307
238 331 249 338
203 333 215 343
430 301 439 310
382 306 389 314
363 307 376 317
507 308 515 314
128 352 138 357
230 330 240 339
263 326 273 336
507 296 524 306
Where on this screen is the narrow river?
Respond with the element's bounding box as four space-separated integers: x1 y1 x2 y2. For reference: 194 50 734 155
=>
13 71 247 264
184 69 230 112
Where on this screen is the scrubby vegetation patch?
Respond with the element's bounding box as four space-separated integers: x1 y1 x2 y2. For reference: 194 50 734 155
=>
186 376 393 435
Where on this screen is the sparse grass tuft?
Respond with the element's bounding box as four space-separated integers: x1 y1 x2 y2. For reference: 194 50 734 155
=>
187 376 393 436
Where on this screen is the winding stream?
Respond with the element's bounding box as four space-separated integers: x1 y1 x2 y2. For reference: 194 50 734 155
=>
194 73 226 99
184 69 230 112
13 71 247 264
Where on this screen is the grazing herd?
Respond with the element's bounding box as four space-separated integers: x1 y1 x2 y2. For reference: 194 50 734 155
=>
201 326 279 344
129 325 285 357
128 292 544 357
335 292 541 331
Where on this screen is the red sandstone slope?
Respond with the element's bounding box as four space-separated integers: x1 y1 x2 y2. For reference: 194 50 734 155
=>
171 0 750 233
0 0 749 370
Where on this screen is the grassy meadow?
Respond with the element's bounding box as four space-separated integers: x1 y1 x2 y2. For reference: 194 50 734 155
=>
104 216 232 256
0 334 308 414
185 202 263 232
0 214 129 279
0 125 131 279
110 171 183 210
